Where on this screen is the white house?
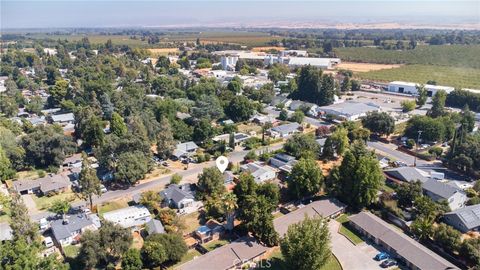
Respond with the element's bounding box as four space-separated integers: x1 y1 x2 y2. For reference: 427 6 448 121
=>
387 81 454 96
103 205 152 229
240 162 276 183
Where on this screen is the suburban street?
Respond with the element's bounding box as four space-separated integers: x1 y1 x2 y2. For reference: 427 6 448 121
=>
367 140 434 168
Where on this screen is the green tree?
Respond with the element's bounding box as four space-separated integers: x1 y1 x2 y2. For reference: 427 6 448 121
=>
288 158 323 199
48 79 69 105
401 100 416 112
222 192 238 231
233 172 258 210
396 180 422 208
196 167 226 200
428 90 447 118
170 173 182 185
361 112 395 137
326 142 384 209
416 85 428 106
289 110 305 124
139 190 162 213
411 215 434 241
278 109 289 121
340 76 351 92
9 193 38 244
227 79 242 93
413 196 439 220
114 151 150 185
433 223 462 253
241 194 279 246
156 117 176 160
322 127 349 159
284 133 319 159
110 112 127 137
0 145 15 181
460 238 480 267
78 221 132 268
225 96 254 122
49 200 71 220
141 233 187 267
122 249 143 270
79 152 101 210
280 215 331 270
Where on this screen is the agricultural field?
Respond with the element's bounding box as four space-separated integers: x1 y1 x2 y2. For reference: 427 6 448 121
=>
161 31 278 47
335 45 480 69
355 64 480 89
28 34 149 46
148 48 180 57
336 62 402 73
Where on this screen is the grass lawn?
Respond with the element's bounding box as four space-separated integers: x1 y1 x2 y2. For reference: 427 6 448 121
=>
168 249 201 270
182 212 204 234
97 197 130 216
16 170 45 180
255 250 342 270
336 214 364 245
63 245 80 259
32 191 78 211
203 239 229 252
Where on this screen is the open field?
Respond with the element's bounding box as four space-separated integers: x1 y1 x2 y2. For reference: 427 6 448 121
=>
163 31 278 47
148 48 180 57
335 45 480 69
97 197 130 215
355 64 480 89
336 62 402 73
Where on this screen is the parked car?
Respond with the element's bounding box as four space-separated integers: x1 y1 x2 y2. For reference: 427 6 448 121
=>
43 237 54 248
100 184 108 193
162 161 170 167
374 252 390 261
380 259 397 268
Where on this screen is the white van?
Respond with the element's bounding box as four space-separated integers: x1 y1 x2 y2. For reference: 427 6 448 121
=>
43 236 54 248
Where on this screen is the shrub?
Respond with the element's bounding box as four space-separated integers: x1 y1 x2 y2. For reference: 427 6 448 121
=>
401 100 416 112
170 173 182 185
406 139 416 149
428 146 443 157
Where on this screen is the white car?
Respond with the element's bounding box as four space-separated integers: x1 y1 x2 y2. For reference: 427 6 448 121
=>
100 184 107 193
43 237 54 248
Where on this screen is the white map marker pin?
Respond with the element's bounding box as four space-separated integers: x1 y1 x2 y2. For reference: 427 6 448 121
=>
216 156 229 173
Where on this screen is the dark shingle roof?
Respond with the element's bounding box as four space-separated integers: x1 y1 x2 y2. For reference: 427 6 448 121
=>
349 212 458 270
444 204 480 231
160 184 195 205
384 167 429 183
422 179 463 199
146 219 165 235
51 214 95 241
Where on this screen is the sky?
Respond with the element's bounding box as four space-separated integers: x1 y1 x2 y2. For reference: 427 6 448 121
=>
1 0 479 29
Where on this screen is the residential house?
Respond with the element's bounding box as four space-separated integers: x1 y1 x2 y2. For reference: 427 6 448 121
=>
349 211 458 270
172 141 199 159
13 174 71 196
270 96 292 107
250 114 278 125
103 205 152 229
269 122 300 138
51 214 100 247
274 199 346 237
422 179 467 210
50 113 75 126
213 133 250 146
240 162 276 183
289 100 315 112
178 237 268 270
384 167 430 184
0 222 13 241
269 153 296 169
195 220 224 243
63 154 82 168
443 204 480 233
160 184 196 209
145 219 165 235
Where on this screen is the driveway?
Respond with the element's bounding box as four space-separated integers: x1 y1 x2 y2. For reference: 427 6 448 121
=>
329 220 384 270
21 194 38 215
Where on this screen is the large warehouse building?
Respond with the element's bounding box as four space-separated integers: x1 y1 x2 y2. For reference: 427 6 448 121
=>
387 81 454 96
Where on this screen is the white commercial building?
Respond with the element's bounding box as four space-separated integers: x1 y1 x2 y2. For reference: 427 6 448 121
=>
220 56 239 71
286 57 341 69
387 81 454 96
317 101 381 121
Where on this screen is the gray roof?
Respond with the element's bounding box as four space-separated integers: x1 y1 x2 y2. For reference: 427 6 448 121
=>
0 222 13 241
146 219 165 235
178 236 268 270
14 174 71 193
160 184 195 206
51 214 96 241
273 153 296 163
384 167 429 183
240 163 275 183
51 113 74 123
349 211 458 270
319 101 380 118
274 199 346 237
177 141 199 152
270 122 300 134
316 138 326 147
444 204 480 231
422 179 464 200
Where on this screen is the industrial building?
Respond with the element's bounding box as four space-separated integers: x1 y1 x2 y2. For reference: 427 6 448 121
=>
387 81 454 96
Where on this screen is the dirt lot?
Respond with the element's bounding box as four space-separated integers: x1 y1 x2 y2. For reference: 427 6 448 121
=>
336 62 402 73
251 46 286 52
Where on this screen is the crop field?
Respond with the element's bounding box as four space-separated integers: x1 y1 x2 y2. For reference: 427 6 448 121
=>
355 64 480 89
148 48 180 57
162 31 278 46
335 45 480 69
28 34 149 46
336 62 402 72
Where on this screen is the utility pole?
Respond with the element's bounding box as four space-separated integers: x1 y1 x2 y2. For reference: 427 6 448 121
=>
413 130 422 167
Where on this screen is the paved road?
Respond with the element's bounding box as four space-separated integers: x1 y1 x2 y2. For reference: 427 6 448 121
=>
367 140 437 169
329 220 384 270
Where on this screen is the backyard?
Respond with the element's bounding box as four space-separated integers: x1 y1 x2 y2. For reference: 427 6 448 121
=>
97 197 130 216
